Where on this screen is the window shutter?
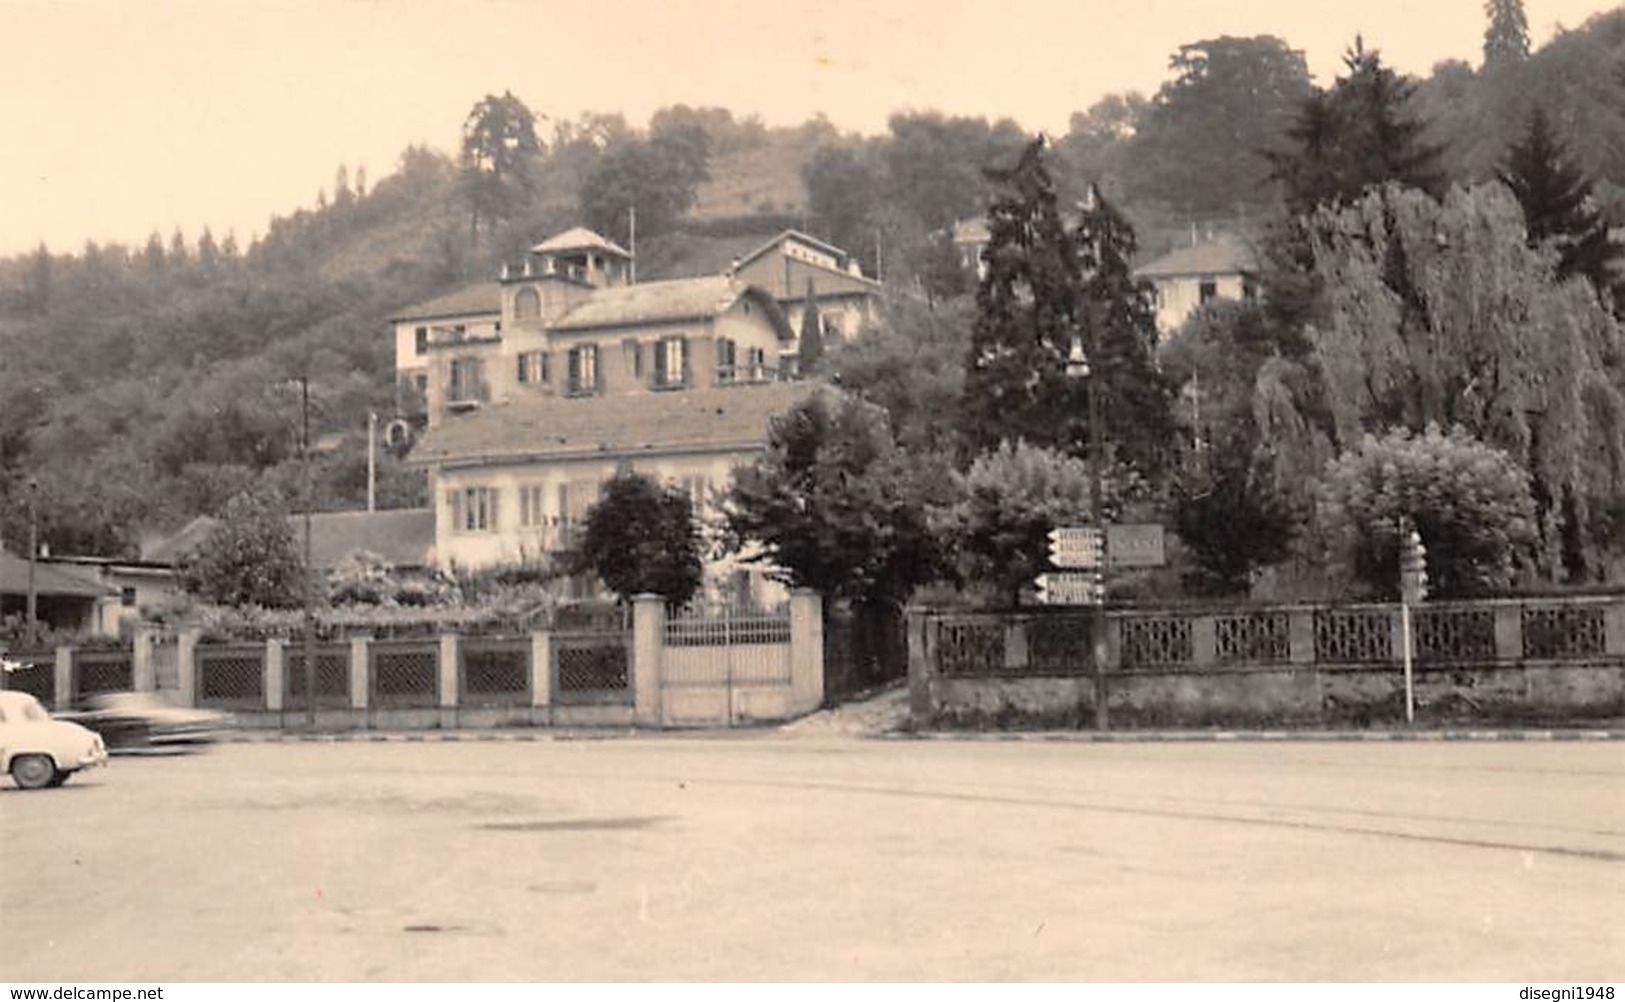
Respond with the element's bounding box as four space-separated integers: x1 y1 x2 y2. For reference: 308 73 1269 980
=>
487 488 498 531
516 354 528 384
654 339 668 386
680 337 691 385
567 347 580 392
542 351 553 384
449 489 464 531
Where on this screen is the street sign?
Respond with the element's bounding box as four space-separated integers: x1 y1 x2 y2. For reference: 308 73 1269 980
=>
1106 523 1166 569
1035 571 1104 605
1048 527 1103 569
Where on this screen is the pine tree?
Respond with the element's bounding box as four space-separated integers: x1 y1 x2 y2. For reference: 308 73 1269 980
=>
797 279 825 375
1501 107 1623 299
1483 0 1531 69
961 138 1086 455
1269 38 1446 213
1074 186 1179 477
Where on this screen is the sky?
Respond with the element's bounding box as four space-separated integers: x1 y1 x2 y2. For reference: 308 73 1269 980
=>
0 0 1616 257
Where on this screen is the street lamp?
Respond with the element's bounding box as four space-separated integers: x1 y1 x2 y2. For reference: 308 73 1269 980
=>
1066 332 1110 731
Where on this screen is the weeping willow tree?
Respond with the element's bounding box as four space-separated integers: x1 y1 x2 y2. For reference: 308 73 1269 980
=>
1267 182 1625 580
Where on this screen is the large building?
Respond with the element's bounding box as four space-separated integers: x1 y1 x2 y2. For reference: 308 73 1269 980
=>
396 226 826 603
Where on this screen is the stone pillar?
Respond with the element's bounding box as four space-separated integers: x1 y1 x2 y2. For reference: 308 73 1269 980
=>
632 594 664 728
1494 603 1524 661
54 647 73 708
177 630 200 707
265 639 285 712
132 628 157 692
349 637 370 712
1288 607 1316 664
789 589 824 714
438 633 459 728
1191 615 1217 667
1604 600 1625 657
530 630 552 714
906 607 933 727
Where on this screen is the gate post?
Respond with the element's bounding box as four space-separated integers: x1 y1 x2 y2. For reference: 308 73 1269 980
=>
54 646 73 708
349 637 369 716
632 594 664 728
132 628 157 692
266 639 285 712
790 590 824 714
177 629 200 707
438 633 459 729
530 630 552 724
907 608 932 727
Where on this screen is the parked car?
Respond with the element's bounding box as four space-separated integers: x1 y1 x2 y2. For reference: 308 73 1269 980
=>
0 690 108 789
60 692 232 752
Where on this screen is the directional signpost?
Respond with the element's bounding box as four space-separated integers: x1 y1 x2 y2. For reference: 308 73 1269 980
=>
1040 527 1105 605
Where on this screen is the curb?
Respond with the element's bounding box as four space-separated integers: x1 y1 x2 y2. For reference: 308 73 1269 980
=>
216 727 1625 744
886 728 1625 743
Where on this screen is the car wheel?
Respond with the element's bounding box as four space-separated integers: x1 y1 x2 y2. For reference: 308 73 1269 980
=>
47 771 71 788
10 754 60 790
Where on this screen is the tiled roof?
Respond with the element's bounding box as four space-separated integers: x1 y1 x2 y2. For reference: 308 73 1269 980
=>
552 275 794 339
389 282 502 322
532 227 631 258
142 509 435 571
411 381 827 467
0 549 112 598
1135 235 1258 279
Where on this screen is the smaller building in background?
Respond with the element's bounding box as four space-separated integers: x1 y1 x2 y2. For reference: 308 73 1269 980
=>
0 547 116 639
1134 234 1259 338
144 509 436 576
389 282 503 415
725 230 884 353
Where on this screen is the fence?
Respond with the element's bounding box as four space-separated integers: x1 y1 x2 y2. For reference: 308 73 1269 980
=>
910 596 1625 728
1 591 822 731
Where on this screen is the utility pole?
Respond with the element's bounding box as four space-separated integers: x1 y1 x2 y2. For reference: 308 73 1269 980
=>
301 376 316 730
25 478 38 648
628 205 637 285
366 411 377 513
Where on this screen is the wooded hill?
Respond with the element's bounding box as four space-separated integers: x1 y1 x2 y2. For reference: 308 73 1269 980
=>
1 7 1621 561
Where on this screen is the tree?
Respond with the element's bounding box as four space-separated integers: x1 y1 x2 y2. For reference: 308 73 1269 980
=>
962 138 1086 454
1501 107 1623 300
1315 426 1538 597
802 144 883 261
576 471 703 606
1159 301 1305 594
882 111 1029 232
963 139 1176 475
930 441 1096 607
725 392 945 611
1259 183 1625 577
579 131 710 244
1074 186 1180 478
1483 0 1531 69
1126 36 1313 216
178 490 304 608
796 281 824 374
460 90 544 239
826 296 974 457
1269 38 1447 214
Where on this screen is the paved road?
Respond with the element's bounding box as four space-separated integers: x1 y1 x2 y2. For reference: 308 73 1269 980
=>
1 736 1620 982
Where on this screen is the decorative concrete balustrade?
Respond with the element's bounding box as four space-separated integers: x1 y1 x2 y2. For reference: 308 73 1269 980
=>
909 596 1625 729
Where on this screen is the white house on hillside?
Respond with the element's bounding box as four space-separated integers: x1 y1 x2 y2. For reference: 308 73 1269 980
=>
1135 234 1259 338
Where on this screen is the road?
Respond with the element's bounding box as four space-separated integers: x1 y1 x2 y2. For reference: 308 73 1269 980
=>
1 735 1620 982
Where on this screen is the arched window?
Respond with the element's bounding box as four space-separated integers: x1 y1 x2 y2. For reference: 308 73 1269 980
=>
513 287 541 321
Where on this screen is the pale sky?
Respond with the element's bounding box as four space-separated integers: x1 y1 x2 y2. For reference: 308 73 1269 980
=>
0 0 1614 257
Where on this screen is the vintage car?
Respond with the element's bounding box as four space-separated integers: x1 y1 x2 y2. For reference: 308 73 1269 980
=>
60 692 232 752
0 690 108 789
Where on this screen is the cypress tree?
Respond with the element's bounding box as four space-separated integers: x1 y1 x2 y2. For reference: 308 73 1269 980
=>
1483 0 1531 69
1501 107 1623 300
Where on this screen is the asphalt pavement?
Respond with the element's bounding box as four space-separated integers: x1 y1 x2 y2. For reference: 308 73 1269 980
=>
1 735 1619 981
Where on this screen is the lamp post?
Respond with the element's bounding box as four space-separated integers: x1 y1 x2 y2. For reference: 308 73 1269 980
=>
1066 333 1109 731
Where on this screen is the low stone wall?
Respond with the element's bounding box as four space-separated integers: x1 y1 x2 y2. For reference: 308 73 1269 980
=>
912 598 1625 730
